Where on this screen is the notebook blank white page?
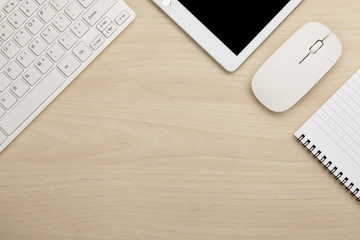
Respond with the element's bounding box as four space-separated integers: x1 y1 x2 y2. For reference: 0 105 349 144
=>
295 68 360 201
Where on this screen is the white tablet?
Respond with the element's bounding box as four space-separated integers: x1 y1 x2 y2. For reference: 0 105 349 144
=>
153 0 302 72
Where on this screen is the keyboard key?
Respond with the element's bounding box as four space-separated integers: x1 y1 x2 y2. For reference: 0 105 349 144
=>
35 55 53 74
49 0 69 11
97 17 111 32
77 0 95 8
41 25 59 44
11 80 29 98
53 13 71 32
0 54 8 70
90 35 104 50
17 49 35 68
38 4 57 23
23 67 41 86
20 0 39 17
4 61 23 80
47 43 65 62
0 91 17 110
0 22 15 41
57 54 80 76
59 32 77 50
26 16 44 35
83 0 116 26
115 10 130 26
8 10 27 29
65 1 83 20
71 19 89 38
0 69 65 135
2 40 20 59
3 0 19 13
0 74 11 92
29 37 48 56
13 28 32 47
72 42 92 62
103 22 117 38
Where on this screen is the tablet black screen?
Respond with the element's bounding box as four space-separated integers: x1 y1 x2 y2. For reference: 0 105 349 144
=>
178 1 291 55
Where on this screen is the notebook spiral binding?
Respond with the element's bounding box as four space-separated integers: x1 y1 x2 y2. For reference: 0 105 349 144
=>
297 134 360 202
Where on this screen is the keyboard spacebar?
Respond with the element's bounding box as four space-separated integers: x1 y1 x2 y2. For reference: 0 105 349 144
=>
0 69 65 135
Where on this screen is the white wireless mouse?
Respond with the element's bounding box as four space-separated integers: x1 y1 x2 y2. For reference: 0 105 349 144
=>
252 22 342 112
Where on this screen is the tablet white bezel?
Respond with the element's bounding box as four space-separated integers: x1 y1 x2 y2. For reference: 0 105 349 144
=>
152 0 302 72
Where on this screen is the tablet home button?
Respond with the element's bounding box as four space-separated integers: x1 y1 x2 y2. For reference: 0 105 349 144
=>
161 0 171 7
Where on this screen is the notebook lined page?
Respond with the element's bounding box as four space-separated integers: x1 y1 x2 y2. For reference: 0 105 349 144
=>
295 69 360 201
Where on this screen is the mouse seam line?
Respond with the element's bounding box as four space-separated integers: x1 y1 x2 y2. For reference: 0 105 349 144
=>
322 32 332 41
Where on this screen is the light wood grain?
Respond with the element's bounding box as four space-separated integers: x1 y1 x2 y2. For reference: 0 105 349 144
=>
1 0 360 239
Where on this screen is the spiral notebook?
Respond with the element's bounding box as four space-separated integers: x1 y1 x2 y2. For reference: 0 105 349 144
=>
295 68 360 202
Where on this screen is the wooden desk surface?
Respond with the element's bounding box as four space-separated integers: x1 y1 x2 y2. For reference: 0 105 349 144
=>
1 0 360 239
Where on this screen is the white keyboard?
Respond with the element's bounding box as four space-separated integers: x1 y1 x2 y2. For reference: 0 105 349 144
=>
0 0 135 152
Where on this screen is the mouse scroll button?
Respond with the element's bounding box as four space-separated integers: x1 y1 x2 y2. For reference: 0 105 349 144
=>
300 40 325 64
309 40 324 54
